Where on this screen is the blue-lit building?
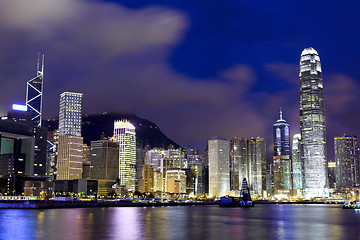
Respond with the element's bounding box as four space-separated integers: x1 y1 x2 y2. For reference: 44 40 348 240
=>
273 109 291 190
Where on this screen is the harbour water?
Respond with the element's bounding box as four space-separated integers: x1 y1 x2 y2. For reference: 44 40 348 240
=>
1 204 359 240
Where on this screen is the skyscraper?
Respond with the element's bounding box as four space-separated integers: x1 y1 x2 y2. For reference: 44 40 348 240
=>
230 138 241 190
59 92 83 136
231 137 248 190
299 47 328 197
334 134 360 187
57 135 83 180
26 54 44 127
113 120 136 192
248 137 267 196
208 137 230 197
57 92 84 180
273 109 291 190
292 134 303 190
90 140 119 180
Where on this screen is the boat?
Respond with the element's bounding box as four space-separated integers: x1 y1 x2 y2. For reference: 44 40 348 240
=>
343 200 360 209
219 178 254 207
238 178 254 207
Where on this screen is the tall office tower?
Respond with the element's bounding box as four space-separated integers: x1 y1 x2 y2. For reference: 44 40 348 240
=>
90 140 119 180
208 137 230 197
166 169 187 194
273 109 291 190
292 134 303 190
26 54 44 127
230 137 245 190
230 138 239 190
57 135 83 180
57 92 84 180
33 127 48 176
328 161 337 188
299 47 328 197
113 120 136 192
248 137 267 196
58 92 83 136
165 149 183 169
139 164 154 193
136 143 145 192
334 134 360 187
231 138 249 189
145 148 166 170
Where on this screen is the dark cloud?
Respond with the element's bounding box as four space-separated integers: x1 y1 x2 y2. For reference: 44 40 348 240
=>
1 0 360 157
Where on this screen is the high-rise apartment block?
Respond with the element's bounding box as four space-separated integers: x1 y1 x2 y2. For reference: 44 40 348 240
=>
208 137 230 197
273 110 291 190
334 134 360 187
299 47 328 197
57 92 84 180
113 120 136 191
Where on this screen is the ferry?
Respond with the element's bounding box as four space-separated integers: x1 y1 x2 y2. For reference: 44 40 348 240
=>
343 200 360 209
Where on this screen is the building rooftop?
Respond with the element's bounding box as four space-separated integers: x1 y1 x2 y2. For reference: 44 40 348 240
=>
301 47 318 56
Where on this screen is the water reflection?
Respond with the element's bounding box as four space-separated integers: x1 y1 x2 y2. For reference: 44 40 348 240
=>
0 205 360 239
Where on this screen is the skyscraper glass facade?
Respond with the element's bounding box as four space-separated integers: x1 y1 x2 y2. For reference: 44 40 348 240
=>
113 120 136 191
334 134 360 187
292 134 303 190
208 137 230 197
299 47 328 197
26 54 44 127
273 110 291 190
58 92 83 137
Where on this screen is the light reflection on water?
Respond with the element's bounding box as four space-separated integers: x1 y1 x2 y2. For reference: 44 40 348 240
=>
0 204 359 240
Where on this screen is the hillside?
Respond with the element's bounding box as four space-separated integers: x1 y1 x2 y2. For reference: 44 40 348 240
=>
43 112 179 148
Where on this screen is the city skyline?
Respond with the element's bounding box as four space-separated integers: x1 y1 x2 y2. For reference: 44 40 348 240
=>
1 0 360 155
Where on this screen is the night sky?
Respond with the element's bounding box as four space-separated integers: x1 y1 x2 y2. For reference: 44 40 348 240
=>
1 0 360 158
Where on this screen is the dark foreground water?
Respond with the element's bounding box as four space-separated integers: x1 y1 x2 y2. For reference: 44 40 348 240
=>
1 204 360 240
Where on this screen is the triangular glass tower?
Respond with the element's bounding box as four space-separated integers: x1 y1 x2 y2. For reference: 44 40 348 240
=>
26 54 44 127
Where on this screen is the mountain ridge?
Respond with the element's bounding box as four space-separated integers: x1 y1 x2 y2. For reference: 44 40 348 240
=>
43 112 180 148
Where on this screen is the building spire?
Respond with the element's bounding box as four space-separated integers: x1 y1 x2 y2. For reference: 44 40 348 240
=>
279 107 283 120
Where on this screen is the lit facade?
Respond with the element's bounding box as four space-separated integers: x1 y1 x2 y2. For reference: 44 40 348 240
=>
145 148 166 171
299 47 328 197
166 169 187 194
334 134 360 187
113 120 136 191
273 109 291 190
58 92 83 137
26 54 44 127
231 137 267 196
208 137 230 197
57 91 83 180
248 137 267 196
90 140 119 180
230 138 241 190
57 135 83 180
292 134 303 190
139 164 154 193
